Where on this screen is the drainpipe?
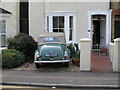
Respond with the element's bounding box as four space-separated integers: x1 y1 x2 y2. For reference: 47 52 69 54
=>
109 0 112 42
109 0 112 9
109 9 112 43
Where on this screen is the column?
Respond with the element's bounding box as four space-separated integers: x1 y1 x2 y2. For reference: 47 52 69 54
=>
80 38 91 71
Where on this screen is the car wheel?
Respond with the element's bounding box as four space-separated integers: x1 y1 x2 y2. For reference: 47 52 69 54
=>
35 63 40 68
64 62 69 67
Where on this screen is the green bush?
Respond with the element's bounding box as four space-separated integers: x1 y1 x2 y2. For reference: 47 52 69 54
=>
7 33 37 61
2 49 25 68
67 43 80 59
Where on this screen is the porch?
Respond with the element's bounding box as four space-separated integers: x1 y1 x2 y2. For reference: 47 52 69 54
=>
80 38 120 72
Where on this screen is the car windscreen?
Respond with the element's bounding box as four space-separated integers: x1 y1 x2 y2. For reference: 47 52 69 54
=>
39 36 65 44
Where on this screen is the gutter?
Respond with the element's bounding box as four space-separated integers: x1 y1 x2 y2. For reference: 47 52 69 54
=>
2 82 120 89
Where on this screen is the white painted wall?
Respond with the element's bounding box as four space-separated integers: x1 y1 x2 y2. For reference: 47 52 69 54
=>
109 38 120 72
1 0 20 38
29 1 45 41
112 38 120 72
108 42 114 62
29 2 109 43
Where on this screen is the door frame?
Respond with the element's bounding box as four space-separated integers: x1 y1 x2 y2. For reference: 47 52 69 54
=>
88 10 112 47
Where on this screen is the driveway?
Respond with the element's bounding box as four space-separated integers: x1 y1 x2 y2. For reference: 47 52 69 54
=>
12 60 80 71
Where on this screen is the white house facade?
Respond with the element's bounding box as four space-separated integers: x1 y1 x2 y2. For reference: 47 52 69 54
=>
29 1 111 48
0 0 112 49
0 0 19 49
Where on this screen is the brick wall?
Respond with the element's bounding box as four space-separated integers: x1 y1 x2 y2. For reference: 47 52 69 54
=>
111 1 120 9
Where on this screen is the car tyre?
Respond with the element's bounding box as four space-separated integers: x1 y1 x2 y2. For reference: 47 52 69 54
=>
64 62 69 67
35 63 40 68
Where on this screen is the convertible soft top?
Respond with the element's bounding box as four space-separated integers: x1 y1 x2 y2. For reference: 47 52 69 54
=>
38 33 66 45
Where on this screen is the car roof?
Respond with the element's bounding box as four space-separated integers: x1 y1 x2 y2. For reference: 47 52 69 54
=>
39 32 65 38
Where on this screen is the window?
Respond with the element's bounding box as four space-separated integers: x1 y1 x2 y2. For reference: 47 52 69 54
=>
0 21 6 47
53 16 64 32
69 16 73 41
46 12 76 43
114 15 120 39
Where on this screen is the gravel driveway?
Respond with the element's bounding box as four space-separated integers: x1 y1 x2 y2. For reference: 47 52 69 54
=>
12 60 80 71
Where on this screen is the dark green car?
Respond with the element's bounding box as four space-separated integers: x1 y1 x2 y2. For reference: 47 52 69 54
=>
34 33 70 68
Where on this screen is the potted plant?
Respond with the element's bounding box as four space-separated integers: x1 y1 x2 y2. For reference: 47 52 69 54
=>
100 46 109 56
67 43 80 66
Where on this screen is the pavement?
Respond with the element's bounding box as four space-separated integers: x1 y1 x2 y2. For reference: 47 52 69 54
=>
1 70 120 89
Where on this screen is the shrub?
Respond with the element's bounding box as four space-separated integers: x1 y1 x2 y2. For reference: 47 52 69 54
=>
2 49 25 68
7 33 37 61
67 43 80 59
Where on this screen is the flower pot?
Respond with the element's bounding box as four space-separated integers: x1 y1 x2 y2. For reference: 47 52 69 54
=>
72 59 80 66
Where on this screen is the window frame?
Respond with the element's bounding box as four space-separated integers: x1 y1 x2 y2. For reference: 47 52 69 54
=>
0 20 7 48
45 12 76 43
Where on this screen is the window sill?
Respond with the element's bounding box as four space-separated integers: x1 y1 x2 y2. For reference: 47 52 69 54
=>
0 47 7 50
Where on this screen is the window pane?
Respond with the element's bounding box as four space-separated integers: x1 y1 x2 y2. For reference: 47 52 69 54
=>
53 16 59 28
114 20 120 39
69 29 73 41
0 21 6 33
59 29 64 32
69 16 73 28
47 16 49 29
53 29 59 32
115 15 120 19
1 35 6 47
59 16 64 28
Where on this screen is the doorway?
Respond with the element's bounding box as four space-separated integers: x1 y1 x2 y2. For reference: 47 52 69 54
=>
92 15 106 49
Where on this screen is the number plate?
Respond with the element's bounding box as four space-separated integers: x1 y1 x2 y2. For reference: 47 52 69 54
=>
45 54 58 57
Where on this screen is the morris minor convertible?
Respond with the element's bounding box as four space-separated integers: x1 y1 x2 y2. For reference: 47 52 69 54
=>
34 33 70 68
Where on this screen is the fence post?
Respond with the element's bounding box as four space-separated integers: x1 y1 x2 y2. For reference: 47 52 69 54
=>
80 38 91 71
113 38 120 72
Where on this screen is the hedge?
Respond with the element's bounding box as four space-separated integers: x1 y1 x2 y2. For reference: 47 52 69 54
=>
2 49 25 69
7 33 37 61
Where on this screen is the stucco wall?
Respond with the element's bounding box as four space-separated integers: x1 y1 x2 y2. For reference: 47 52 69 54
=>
29 1 45 41
29 2 109 42
1 0 19 37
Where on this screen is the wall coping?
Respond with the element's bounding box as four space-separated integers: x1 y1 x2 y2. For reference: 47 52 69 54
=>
114 38 120 42
109 42 115 46
80 38 91 42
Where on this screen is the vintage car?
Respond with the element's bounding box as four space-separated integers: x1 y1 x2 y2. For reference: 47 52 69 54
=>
34 33 70 68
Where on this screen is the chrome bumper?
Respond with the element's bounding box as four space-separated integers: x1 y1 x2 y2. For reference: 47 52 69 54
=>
34 60 69 63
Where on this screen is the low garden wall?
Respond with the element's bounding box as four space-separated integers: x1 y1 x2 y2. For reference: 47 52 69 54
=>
108 38 120 72
108 42 114 62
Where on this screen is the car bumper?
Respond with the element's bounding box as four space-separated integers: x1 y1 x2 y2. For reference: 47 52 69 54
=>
34 60 69 63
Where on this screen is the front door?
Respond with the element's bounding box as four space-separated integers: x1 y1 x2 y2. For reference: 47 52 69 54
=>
92 20 100 46
92 15 106 49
